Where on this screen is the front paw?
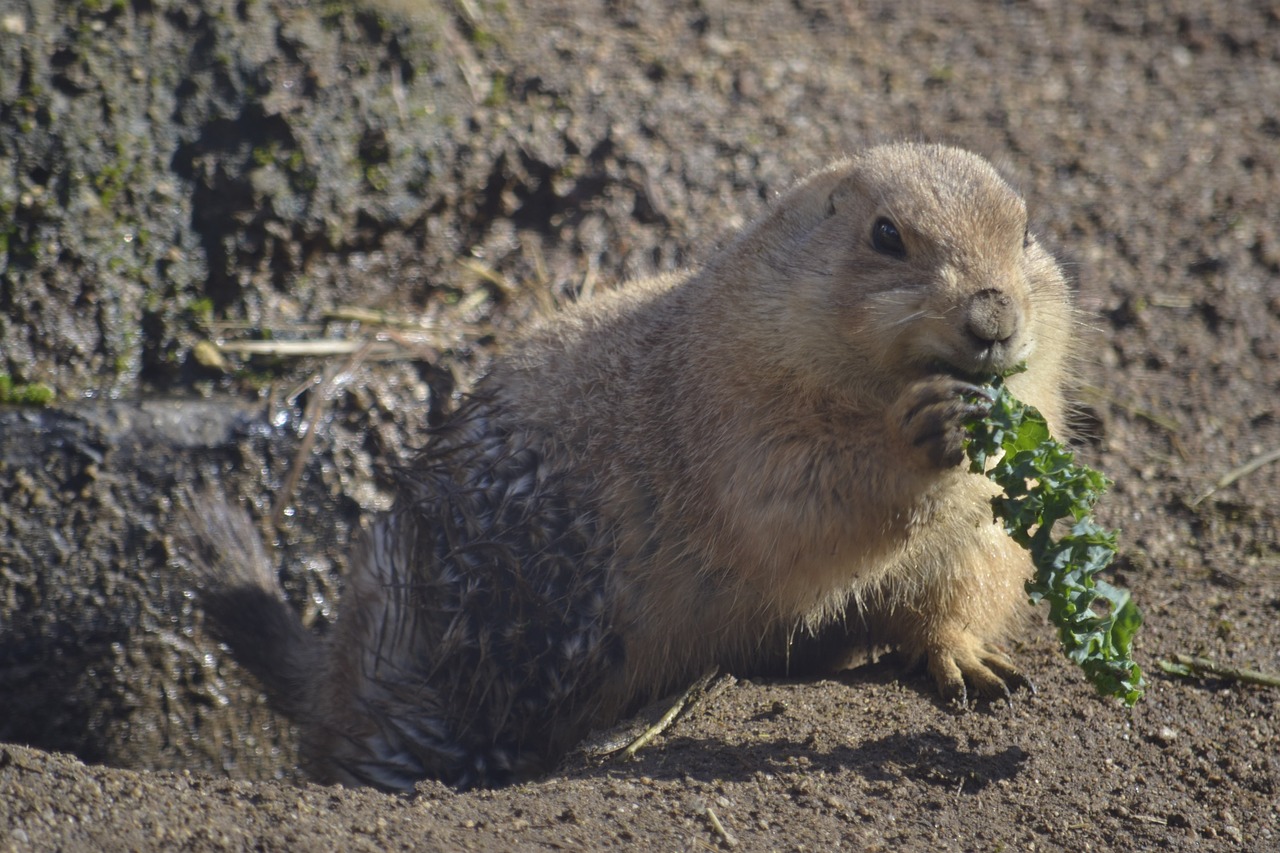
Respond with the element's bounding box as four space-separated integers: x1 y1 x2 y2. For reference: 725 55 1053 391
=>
887 377 992 469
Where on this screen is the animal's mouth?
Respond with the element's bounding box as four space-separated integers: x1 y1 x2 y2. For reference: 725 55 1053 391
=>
924 347 1026 384
928 333 1031 382
926 360 991 383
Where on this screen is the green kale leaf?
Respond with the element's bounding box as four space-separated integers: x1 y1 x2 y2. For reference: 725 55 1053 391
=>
966 375 1145 706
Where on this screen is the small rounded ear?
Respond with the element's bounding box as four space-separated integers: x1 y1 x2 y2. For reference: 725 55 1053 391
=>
761 166 863 251
823 174 864 219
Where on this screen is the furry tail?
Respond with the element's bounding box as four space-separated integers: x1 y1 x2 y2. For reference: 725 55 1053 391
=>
179 489 320 720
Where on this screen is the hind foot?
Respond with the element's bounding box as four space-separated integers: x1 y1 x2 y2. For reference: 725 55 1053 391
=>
924 633 1035 707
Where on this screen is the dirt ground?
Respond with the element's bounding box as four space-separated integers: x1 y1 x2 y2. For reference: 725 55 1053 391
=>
2 0 1279 850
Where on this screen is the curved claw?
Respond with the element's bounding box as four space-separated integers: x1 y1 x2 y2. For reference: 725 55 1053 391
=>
926 639 1033 710
892 377 998 469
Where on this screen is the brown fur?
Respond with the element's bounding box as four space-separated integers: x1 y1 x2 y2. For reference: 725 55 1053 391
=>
186 143 1077 790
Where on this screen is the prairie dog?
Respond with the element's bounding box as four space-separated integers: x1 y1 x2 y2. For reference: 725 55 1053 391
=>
185 143 1076 791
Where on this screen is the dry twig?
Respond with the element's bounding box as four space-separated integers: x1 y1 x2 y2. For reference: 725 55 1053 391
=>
1158 653 1280 689
1190 447 1280 507
592 668 730 762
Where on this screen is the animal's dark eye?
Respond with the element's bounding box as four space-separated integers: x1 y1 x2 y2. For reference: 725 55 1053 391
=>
871 218 906 259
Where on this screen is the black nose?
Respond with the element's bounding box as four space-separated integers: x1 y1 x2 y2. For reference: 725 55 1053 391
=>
965 288 1018 344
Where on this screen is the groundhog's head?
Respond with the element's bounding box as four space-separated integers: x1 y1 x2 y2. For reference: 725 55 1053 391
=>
728 143 1074 406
